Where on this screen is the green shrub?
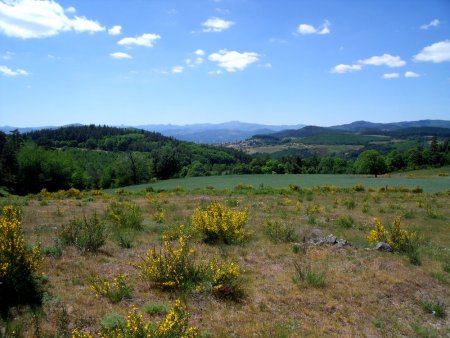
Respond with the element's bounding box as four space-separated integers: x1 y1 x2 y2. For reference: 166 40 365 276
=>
335 216 354 229
264 221 298 243
107 201 143 230
60 214 106 253
421 300 446 318
43 238 63 258
143 303 169 316
100 313 126 331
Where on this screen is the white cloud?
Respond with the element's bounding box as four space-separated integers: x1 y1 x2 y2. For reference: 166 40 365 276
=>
208 69 223 75
118 33 161 47
110 52 132 59
108 25 122 35
185 58 192 65
172 66 184 73
0 0 105 38
0 65 29 76
420 19 440 30
1 51 14 60
297 20 330 35
195 49 205 56
331 63 362 74
405 71 420 78
202 17 234 32
208 49 259 72
414 40 450 63
358 54 406 67
70 16 104 33
65 6 76 14
383 73 399 79
258 63 272 68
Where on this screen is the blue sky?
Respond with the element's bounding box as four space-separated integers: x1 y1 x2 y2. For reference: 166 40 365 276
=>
0 0 449 127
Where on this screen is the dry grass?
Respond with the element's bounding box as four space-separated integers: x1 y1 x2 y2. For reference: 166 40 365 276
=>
1 188 449 337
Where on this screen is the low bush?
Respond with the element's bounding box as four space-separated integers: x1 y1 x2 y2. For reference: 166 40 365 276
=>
73 300 199 337
335 216 354 229
90 273 133 303
107 201 143 230
0 206 44 316
134 235 204 290
59 214 106 253
293 260 326 288
191 202 250 244
264 220 298 243
420 300 446 318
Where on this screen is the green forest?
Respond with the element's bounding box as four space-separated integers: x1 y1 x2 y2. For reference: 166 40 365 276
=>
0 125 449 195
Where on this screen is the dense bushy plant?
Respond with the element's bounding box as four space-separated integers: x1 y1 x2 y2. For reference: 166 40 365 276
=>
192 202 250 244
0 206 44 316
59 214 106 253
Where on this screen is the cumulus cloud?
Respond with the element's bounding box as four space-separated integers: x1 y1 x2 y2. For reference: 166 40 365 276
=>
195 49 205 56
414 40 450 63
420 19 440 30
118 33 161 47
202 17 234 32
383 73 399 79
172 66 184 73
0 65 29 76
208 49 259 72
0 0 105 38
331 63 362 74
297 20 330 35
108 25 122 35
358 54 406 67
110 52 132 59
405 71 420 78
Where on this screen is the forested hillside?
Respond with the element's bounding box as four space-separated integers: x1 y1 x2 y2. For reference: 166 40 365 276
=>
0 125 449 195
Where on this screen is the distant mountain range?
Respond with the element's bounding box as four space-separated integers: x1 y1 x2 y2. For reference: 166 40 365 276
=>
1 119 449 144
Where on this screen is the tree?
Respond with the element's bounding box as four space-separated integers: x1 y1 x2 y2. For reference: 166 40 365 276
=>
356 150 387 177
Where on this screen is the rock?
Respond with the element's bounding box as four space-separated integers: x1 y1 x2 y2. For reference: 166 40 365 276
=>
308 234 352 248
375 242 393 252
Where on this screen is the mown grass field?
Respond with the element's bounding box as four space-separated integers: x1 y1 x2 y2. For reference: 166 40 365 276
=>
1 170 449 337
121 167 450 193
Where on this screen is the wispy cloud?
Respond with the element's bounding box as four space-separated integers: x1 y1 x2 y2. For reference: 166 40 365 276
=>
202 17 234 32
358 54 406 67
108 25 122 35
208 49 259 72
414 40 450 63
110 52 132 59
331 64 362 74
383 73 399 79
1 51 15 60
405 71 420 78
0 0 105 38
172 66 184 74
420 19 440 30
0 65 29 76
118 33 161 47
297 20 330 35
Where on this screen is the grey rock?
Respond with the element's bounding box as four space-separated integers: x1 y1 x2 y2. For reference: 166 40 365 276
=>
375 242 393 252
308 234 352 248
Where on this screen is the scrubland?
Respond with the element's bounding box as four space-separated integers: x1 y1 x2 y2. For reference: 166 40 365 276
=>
1 182 449 337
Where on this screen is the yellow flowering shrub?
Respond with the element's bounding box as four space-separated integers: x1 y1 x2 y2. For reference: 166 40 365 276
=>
0 206 43 314
73 300 198 338
90 273 133 303
209 259 243 300
368 217 417 253
191 202 250 244
133 235 203 290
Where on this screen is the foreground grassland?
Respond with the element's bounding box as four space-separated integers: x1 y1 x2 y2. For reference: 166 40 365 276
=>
1 179 449 336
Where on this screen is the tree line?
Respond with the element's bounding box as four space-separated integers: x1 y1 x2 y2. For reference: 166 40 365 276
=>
0 126 448 195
